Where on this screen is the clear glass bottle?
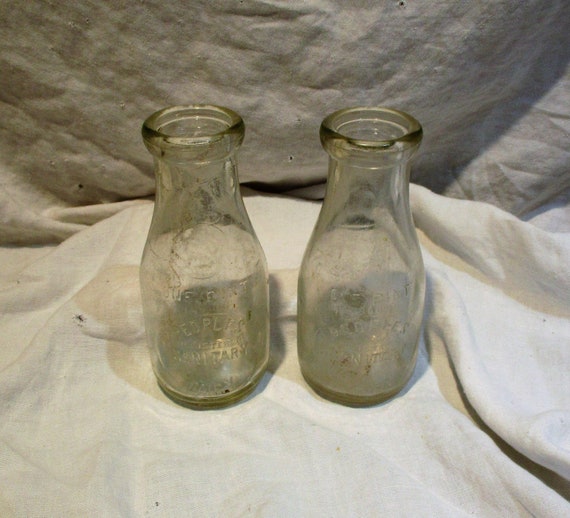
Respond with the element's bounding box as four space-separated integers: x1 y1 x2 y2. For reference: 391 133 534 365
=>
140 105 269 408
298 107 425 406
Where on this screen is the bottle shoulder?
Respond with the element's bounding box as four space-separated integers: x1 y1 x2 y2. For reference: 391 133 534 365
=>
301 225 423 281
142 222 267 281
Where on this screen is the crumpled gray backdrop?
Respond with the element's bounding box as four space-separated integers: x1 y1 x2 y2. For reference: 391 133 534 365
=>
1 0 569 243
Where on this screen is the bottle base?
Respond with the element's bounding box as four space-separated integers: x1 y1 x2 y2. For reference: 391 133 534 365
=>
155 367 266 410
301 371 408 407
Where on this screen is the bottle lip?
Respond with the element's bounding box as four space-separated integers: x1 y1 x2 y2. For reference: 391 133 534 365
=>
320 106 422 154
142 104 244 150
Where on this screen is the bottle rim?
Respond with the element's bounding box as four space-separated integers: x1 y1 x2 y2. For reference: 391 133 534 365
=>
320 106 422 152
142 104 244 148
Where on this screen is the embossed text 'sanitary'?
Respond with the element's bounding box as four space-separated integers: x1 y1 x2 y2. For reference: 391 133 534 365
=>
336 347 399 367
178 340 248 365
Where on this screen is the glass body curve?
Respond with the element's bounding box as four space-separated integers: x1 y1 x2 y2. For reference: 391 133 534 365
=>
140 105 269 408
298 107 425 407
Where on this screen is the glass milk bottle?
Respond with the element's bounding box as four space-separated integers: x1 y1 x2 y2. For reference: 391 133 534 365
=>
298 107 425 406
140 105 269 408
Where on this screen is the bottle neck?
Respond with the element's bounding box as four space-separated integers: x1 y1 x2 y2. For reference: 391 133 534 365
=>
153 155 241 227
156 156 236 194
320 157 411 230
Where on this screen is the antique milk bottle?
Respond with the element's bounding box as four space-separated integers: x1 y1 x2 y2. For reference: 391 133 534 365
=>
140 105 269 408
298 107 425 406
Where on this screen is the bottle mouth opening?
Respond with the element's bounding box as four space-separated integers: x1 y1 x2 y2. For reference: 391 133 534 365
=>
321 107 422 152
142 105 244 147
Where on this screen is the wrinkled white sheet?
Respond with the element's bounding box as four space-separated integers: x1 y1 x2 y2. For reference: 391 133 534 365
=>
1 187 569 516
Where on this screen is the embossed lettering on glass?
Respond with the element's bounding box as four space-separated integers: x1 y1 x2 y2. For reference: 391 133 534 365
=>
297 107 425 406
140 105 269 408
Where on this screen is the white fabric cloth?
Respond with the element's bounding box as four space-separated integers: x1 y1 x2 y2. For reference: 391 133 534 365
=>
1 187 569 516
